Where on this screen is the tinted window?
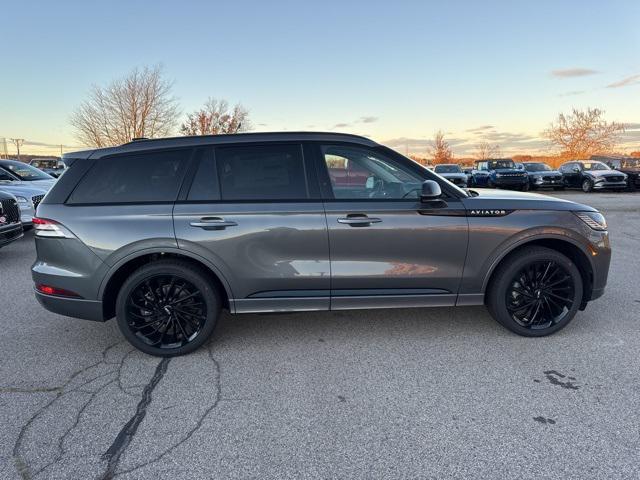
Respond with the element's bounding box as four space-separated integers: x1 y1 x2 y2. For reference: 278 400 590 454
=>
559 163 575 173
434 165 461 173
187 148 220 201
68 149 189 204
322 145 423 199
216 144 308 200
1 161 53 180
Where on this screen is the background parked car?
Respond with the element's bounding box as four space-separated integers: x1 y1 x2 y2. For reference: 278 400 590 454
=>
0 190 24 248
433 164 467 187
29 158 67 178
558 160 627 192
471 158 529 190
0 161 54 227
522 162 564 190
599 157 640 191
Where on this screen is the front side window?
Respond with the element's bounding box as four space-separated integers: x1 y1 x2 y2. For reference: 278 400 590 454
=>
216 144 308 200
524 163 551 172
322 145 424 199
582 162 609 171
434 165 461 174
68 149 190 204
488 160 515 169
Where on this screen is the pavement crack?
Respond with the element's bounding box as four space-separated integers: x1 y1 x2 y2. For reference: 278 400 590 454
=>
98 358 170 480
113 344 222 477
12 341 124 479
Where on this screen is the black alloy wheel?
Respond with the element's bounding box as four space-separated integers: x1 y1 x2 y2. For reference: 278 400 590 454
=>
487 246 583 337
126 275 206 349
505 260 574 330
116 260 220 356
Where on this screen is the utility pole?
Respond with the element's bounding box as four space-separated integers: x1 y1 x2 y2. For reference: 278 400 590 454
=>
60 144 63 157
0 138 8 159
10 138 25 160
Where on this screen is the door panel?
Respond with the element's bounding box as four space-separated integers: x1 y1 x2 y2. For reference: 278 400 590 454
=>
174 203 330 311
324 200 468 307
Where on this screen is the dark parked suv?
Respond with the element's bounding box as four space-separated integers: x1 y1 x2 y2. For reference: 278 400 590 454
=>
33 133 611 356
0 191 23 248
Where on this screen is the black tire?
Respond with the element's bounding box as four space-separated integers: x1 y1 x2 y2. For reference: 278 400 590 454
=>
487 246 583 337
581 179 593 193
116 260 221 357
521 182 530 192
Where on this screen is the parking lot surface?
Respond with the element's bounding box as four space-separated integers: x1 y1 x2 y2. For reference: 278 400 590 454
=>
1 191 639 479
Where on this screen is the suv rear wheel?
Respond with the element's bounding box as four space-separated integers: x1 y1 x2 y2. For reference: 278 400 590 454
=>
115 260 220 356
487 247 583 337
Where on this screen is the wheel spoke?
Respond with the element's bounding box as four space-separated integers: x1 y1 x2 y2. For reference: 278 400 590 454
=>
126 274 206 349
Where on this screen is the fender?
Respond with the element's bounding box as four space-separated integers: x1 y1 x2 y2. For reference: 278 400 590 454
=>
97 245 236 313
478 227 595 293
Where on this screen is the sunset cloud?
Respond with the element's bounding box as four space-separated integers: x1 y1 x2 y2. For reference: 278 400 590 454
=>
606 74 640 88
558 90 585 97
466 125 495 133
359 116 378 123
551 68 599 78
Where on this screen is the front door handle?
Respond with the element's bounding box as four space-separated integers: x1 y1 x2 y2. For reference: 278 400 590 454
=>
337 215 382 226
189 217 238 230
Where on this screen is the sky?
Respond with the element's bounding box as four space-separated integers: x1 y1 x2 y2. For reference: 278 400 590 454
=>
1 0 639 157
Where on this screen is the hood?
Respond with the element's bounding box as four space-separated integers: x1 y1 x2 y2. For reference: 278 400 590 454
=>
462 188 596 212
528 170 562 177
493 168 525 174
0 182 49 197
439 172 467 179
585 170 625 178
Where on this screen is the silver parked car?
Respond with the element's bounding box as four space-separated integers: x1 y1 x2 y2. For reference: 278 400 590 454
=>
32 133 611 357
433 164 468 188
0 160 55 226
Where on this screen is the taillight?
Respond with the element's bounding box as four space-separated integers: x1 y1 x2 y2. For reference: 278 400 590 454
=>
33 217 72 238
36 284 81 298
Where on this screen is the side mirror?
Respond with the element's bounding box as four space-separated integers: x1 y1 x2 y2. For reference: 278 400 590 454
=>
420 180 442 202
572 167 580 173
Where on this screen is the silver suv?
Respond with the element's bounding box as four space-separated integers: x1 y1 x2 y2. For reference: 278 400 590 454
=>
32 133 611 356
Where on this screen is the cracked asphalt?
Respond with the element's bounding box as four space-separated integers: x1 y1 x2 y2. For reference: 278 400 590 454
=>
1 191 639 479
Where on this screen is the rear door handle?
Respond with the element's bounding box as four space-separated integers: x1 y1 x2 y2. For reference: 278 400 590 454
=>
337 215 382 226
189 217 238 230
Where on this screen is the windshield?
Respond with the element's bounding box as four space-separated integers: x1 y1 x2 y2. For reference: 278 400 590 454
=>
488 160 515 170
434 165 461 174
0 161 53 180
582 162 609 171
524 163 552 172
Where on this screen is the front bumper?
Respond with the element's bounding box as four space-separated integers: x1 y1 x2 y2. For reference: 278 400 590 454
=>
493 176 528 187
34 289 106 322
0 223 23 247
592 181 627 190
531 177 564 188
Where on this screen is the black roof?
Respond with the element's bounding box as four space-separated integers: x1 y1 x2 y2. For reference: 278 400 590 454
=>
64 132 378 161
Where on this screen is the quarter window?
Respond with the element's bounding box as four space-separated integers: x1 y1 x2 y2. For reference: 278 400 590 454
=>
322 145 423 199
216 144 308 200
68 149 190 204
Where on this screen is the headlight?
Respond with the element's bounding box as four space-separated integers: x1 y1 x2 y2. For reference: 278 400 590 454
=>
535 177 543 183
593 176 604 183
574 211 607 231
15 196 29 204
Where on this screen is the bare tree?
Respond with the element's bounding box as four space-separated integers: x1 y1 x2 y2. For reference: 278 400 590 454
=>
180 98 250 136
70 66 180 147
428 130 453 164
543 107 625 158
474 141 501 160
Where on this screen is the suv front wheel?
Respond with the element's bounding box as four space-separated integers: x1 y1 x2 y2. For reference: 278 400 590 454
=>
487 246 583 337
116 260 220 356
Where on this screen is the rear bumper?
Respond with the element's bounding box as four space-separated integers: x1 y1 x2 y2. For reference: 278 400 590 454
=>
34 289 106 322
0 224 23 247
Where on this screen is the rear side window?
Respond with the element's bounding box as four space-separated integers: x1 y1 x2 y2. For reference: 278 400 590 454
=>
68 149 190 204
216 144 308 200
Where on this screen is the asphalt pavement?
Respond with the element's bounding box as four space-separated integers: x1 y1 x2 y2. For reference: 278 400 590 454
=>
1 191 639 479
